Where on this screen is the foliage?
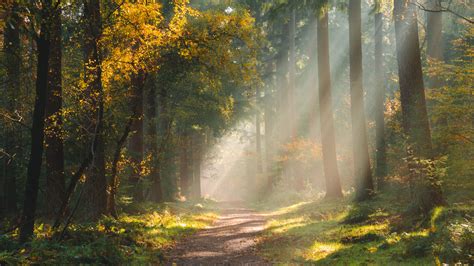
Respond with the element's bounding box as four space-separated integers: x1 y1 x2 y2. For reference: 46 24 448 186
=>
0 202 217 264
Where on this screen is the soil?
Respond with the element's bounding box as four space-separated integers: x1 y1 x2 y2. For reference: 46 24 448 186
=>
164 202 270 265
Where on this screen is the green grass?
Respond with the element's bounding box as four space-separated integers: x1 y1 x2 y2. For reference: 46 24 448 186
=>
256 186 474 265
0 201 218 264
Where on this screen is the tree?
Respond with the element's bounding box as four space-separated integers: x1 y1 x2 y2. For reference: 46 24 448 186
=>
146 75 163 203
374 3 387 188
393 0 444 213
316 1 343 198
2 3 20 214
349 0 374 200
192 131 203 200
82 0 107 220
45 5 65 217
426 0 443 66
20 0 53 242
180 132 191 199
129 72 146 202
256 85 263 174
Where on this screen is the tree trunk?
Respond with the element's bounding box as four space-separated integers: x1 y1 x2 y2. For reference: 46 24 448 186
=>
264 61 275 194
158 87 177 201
179 132 191 199
83 0 107 221
191 131 202 201
2 4 21 215
289 8 296 139
45 7 65 217
393 0 444 213
374 9 387 189
349 0 374 201
256 85 263 174
129 72 146 203
426 0 443 65
146 76 163 203
425 0 447 151
20 2 52 242
317 4 343 199
277 22 289 144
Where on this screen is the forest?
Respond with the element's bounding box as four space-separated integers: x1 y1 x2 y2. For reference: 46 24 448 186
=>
0 0 472 264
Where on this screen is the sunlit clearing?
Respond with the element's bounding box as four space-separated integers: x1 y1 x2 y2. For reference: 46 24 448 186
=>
201 122 258 201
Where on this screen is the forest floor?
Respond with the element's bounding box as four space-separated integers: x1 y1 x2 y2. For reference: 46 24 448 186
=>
1 182 471 265
254 184 473 265
164 202 269 265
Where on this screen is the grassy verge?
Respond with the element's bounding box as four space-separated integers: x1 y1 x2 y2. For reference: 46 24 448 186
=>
256 187 473 265
0 201 218 264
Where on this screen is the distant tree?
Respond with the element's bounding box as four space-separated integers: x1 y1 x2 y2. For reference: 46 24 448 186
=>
373 1 387 189
426 0 443 67
129 72 146 202
146 75 163 203
180 132 192 199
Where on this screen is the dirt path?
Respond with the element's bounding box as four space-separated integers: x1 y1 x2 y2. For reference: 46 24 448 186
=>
165 202 270 265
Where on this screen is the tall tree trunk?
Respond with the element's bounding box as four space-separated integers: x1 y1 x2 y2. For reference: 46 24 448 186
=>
179 132 191 199
349 0 374 201
45 7 65 217
256 86 263 174
374 8 387 189
191 132 202 200
20 1 52 242
393 0 444 213
2 4 20 215
277 22 289 144
158 87 177 201
129 72 146 203
83 0 106 221
425 0 443 91
289 8 296 139
264 61 275 194
147 76 163 203
425 0 447 151
289 7 304 190
317 4 343 198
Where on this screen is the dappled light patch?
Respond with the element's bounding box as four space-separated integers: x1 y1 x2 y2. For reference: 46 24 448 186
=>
256 187 473 264
303 241 347 261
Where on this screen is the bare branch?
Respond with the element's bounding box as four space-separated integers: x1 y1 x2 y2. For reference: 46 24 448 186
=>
414 1 474 24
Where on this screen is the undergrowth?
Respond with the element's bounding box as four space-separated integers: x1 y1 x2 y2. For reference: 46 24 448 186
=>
0 201 217 264
256 184 473 265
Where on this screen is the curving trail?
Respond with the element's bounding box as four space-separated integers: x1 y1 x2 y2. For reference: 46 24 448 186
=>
165 202 270 265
